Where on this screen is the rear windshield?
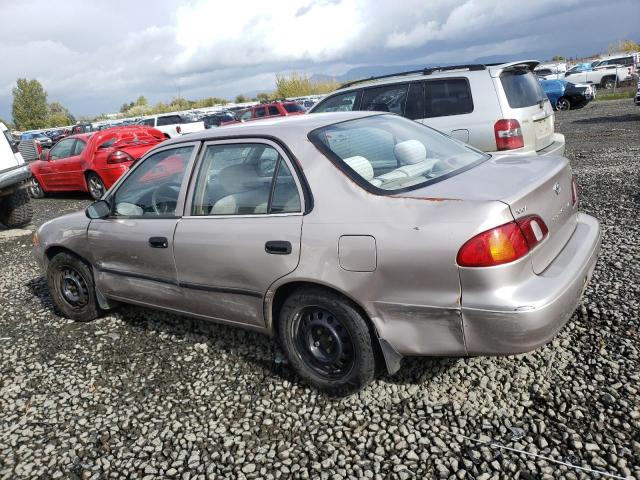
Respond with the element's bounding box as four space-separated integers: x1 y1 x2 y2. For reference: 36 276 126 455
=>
500 70 546 108
308 115 487 194
284 103 305 113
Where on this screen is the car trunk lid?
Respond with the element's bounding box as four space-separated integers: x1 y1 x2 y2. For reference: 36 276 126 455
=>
397 154 577 274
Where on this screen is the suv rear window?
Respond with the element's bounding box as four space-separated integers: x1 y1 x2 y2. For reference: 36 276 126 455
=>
500 70 546 108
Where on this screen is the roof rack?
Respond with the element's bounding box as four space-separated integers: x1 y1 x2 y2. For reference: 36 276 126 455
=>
339 64 487 89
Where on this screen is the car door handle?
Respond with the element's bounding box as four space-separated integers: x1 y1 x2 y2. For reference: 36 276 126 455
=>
265 240 291 255
149 236 169 249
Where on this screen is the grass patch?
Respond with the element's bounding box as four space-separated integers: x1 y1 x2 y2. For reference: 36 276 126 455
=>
596 89 636 101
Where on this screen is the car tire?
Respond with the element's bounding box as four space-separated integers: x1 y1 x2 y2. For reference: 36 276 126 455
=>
47 252 100 322
0 189 33 228
86 172 106 200
601 77 616 90
278 287 376 395
28 177 45 199
556 97 571 111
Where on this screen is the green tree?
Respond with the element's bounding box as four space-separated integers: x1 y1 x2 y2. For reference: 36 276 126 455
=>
235 94 249 103
274 72 339 98
256 92 272 102
551 55 566 61
135 95 148 106
47 101 75 127
12 78 48 130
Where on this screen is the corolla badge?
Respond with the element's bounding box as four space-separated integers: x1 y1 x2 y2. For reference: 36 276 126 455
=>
553 181 561 195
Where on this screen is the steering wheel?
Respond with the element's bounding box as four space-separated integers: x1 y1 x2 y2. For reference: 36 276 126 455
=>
151 182 181 215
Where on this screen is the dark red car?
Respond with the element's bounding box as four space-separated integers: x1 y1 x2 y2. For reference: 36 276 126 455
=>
29 126 165 200
237 101 306 122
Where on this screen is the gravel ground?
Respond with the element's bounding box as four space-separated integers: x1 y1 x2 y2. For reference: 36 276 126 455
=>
1 99 639 479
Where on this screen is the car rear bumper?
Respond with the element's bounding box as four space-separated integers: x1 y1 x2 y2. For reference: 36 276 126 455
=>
536 133 565 156
460 213 601 355
0 164 31 192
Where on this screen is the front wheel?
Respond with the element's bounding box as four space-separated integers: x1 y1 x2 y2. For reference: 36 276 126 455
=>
47 252 100 322
0 189 33 228
86 173 105 200
601 77 616 90
278 287 376 395
556 97 571 111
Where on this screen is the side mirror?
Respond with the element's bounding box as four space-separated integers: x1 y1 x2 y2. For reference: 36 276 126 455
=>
40 150 50 161
85 200 111 219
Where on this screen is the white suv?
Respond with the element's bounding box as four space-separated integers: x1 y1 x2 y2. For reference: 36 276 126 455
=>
309 60 565 157
0 123 33 229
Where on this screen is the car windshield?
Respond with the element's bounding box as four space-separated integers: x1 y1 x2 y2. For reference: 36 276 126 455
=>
309 115 487 193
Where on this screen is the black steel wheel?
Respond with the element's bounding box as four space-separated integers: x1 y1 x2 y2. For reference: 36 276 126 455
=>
279 287 377 395
47 252 100 322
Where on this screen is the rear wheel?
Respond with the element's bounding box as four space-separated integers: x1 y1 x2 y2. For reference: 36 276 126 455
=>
47 252 100 322
28 177 45 199
0 189 33 228
601 76 616 90
278 287 376 395
86 173 105 200
556 97 571 111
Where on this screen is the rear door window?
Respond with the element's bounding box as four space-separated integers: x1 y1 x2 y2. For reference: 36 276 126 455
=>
500 70 546 108
312 91 361 112
361 84 408 114
425 79 473 117
255 107 267 118
268 106 280 116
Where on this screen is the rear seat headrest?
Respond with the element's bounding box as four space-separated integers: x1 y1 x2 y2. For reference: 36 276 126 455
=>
343 156 374 181
394 140 427 165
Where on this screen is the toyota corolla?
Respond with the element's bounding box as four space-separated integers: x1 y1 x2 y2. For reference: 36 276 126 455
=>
33 112 601 394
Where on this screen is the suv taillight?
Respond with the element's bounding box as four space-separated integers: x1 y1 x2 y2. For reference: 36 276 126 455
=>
457 215 548 267
494 119 524 151
571 175 578 206
176 125 182 134
107 150 134 164
35 141 42 156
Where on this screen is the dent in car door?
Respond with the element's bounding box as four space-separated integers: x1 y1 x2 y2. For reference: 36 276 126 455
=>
173 140 304 328
88 143 199 309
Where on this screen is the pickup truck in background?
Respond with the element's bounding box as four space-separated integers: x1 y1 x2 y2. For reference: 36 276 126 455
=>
136 114 205 138
564 62 632 89
0 123 33 229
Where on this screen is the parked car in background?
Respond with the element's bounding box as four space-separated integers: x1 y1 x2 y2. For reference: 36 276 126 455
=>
591 54 638 76
136 114 205 138
539 80 595 111
564 61 631 89
29 126 165 200
21 132 52 149
635 81 640 106
238 101 306 122
0 122 32 228
44 129 69 144
33 112 601 394
534 62 567 80
202 111 238 128
310 60 565 157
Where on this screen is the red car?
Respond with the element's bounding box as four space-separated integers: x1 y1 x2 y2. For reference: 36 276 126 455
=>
237 101 306 122
29 126 165 200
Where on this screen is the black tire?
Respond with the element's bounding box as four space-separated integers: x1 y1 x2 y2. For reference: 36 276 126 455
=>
28 177 45 199
86 172 105 200
47 252 100 322
601 76 616 90
278 287 376 395
556 97 571 111
0 189 33 228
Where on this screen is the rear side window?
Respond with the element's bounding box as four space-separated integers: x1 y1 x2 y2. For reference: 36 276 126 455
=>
268 106 280 116
313 91 360 112
424 79 473 118
284 103 305 113
3 130 19 154
139 118 155 127
404 82 425 120
255 107 266 118
361 84 408 114
500 70 546 108
157 115 182 126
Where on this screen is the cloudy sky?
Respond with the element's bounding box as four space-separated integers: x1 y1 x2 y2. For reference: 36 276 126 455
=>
0 0 638 121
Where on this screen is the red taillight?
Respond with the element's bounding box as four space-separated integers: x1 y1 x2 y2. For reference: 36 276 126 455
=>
494 119 524 151
176 125 182 134
107 150 134 164
571 175 578 206
457 215 548 267
35 141 42 155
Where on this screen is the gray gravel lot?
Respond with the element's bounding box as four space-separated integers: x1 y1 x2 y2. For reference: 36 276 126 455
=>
1 99 639 479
